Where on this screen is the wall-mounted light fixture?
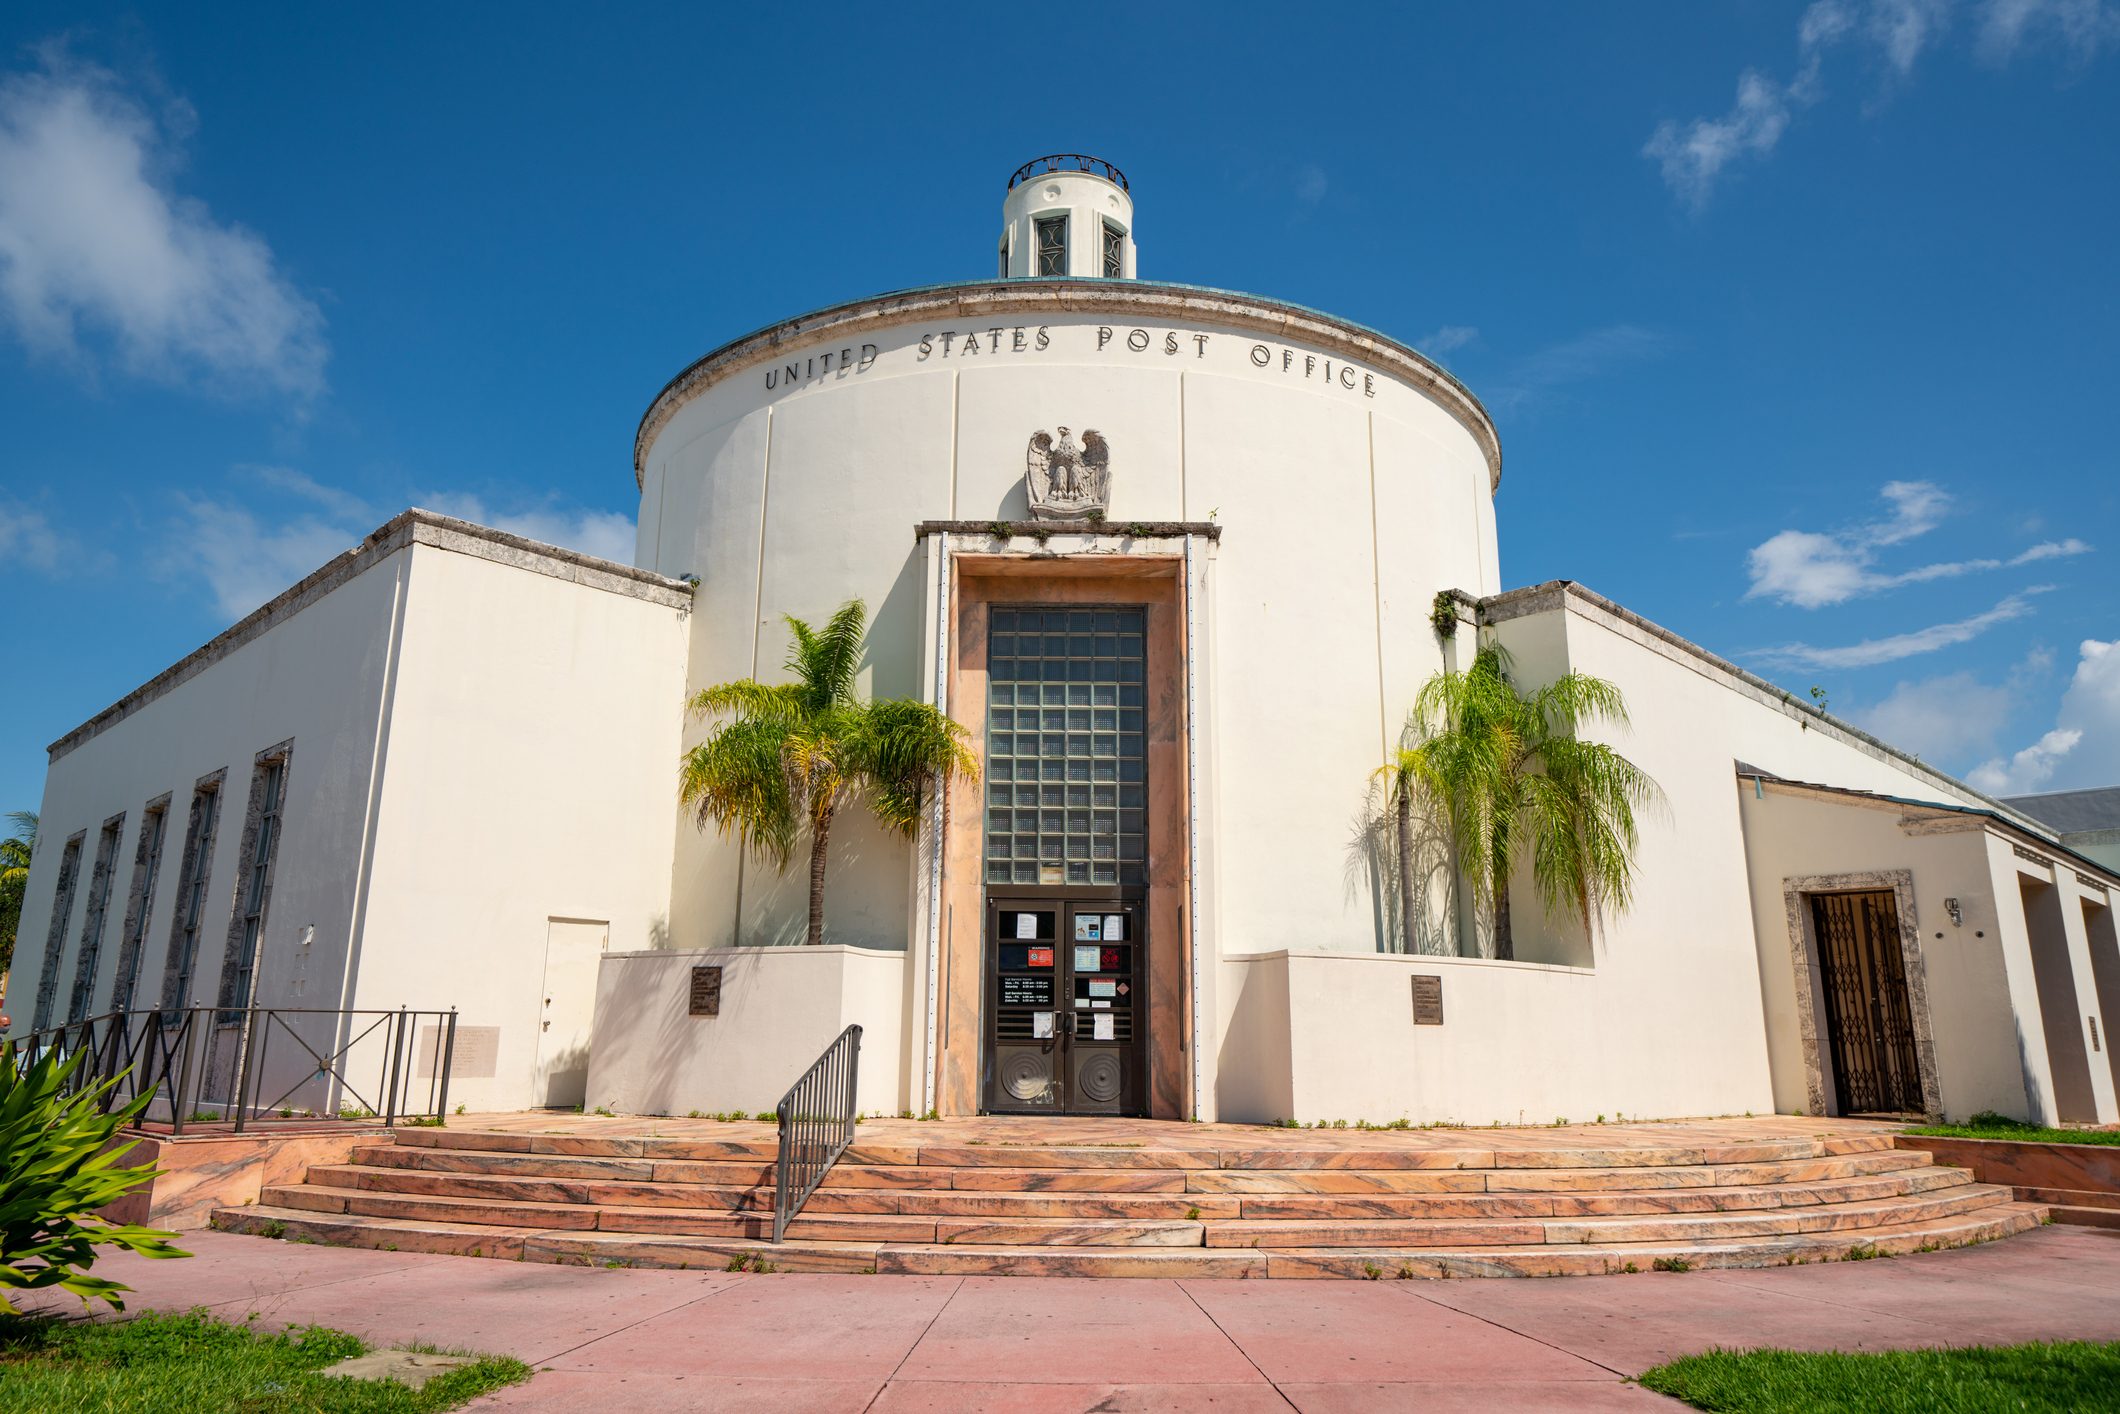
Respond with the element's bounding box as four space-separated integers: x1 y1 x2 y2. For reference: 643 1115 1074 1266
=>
1945 898 1963 927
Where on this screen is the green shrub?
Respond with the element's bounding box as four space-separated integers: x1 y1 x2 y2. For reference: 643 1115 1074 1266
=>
0 1042 190 1311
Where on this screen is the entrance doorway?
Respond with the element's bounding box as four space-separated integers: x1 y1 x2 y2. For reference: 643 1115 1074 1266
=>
1809 891 1923 1115
985 898 1143 1114
979 604 1149 1116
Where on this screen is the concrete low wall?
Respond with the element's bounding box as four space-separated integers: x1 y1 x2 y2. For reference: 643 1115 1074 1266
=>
585 946 907 1118
100 1128 384 1231
1895 1134 2120 1196
1218 950 1773 1126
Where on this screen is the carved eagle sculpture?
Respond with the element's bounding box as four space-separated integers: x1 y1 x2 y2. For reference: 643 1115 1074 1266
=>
1024 426 1112 519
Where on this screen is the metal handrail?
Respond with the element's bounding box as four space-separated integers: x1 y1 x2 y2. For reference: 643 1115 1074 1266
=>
8 1006 457 1135
772 1024 862 1243
1008 153 1129 192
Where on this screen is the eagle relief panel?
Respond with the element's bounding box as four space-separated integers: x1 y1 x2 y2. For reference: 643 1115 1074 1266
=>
1024 427 1112 519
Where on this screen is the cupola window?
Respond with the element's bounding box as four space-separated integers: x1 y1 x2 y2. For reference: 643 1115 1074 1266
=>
1035 214 1068 276
1101 220 1125 278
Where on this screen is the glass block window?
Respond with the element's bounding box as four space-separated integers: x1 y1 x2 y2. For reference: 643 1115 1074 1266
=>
1102 220 1125 278
984 606 1148 888
1035 214 1068 276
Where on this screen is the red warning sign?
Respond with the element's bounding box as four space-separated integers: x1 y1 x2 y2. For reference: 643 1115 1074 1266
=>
1028 946 1054 968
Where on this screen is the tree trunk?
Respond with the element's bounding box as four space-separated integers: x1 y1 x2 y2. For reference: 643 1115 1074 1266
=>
1492 864 1514 961
806 805 833 947
1395 788 1417 955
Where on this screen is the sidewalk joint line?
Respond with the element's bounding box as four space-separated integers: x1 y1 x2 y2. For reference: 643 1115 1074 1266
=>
1173 1279 1301 1410
861 1273 964 1412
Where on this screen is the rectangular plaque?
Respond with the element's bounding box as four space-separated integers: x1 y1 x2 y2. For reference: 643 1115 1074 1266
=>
1411 974 1444 1026
689 965 723 1017
1001 975 1054 1007
1027 945 1053 968
416 1024 499 1079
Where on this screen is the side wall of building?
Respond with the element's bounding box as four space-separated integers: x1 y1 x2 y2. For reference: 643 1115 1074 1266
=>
4 550 408 1041
351 541 690 1112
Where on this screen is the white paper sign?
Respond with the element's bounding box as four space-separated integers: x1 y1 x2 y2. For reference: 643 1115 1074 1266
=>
1104 914 1124 941
1093 1013 1115 1041
1014 912 1038 940
1089 979 1116 998
1073 945 1100 972
1032 1011 1054 1039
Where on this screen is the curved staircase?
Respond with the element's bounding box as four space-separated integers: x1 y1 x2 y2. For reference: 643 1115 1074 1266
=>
210 1117 2045 1278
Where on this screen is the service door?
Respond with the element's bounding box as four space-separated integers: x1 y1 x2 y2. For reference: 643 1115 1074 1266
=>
986 898 1143 1115
536 917 608 1108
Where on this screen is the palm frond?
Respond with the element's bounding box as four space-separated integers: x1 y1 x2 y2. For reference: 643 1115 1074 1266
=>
687 679 805 725
846 697 979 836
678 715 800 868
785 600 866 710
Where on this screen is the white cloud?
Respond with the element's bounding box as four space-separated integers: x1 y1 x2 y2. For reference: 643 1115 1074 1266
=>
0 49 325 398
243 464 369 522
1646 0 2118 204
1978 0 2120 60
1417 325 1479 355
0 501 63 573
1745 480 2089 608
1749 589 2047 669
1970 637 2120 791
418 493 636 565
1854 669 2016 760
162 496 359 620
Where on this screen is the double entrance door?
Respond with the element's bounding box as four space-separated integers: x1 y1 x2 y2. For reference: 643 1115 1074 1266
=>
984 896 1143 1115
1809 890 1924 1115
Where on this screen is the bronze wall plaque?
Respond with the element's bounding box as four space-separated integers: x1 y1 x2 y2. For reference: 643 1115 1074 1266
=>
689 965 722 1017
1410 974 1444 1026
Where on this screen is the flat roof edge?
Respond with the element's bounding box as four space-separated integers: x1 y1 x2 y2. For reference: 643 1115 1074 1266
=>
48 510 689 761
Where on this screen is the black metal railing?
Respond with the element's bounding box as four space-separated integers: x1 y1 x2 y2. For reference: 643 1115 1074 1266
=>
772 1024 862 1243
9 1006 458 1135
1008 153 1129 192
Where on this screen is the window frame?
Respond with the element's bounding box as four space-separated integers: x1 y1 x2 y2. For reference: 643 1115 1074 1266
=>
1035 214 1069 277
30 832 87 1031
217 746 291 1022
160 773 226 1014
1101 219 1126 278
65 813 127 1024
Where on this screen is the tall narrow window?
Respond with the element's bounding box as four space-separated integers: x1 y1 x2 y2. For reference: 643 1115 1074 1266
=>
998 235 1010 278
65 815 125 1023
30 832 86 1031
218 750 289 1022
160 775 225 1014
109 798 170 1013
1035 214 1068 276
1101 220 1125 278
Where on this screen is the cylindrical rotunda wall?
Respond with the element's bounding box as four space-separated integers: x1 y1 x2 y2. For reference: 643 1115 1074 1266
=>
636 283 1501 961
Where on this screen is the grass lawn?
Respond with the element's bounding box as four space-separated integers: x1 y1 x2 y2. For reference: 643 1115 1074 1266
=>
1638 1341 2120 1413
1902 1115 2120 1147
0 1308 530 1413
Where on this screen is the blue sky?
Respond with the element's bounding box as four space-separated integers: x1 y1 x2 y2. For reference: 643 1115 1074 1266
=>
1 2 2116 819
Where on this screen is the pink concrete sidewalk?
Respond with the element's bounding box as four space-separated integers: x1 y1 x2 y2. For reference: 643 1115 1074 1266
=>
25 1226 2120 1411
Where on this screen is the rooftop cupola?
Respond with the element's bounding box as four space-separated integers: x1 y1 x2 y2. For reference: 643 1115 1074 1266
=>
999 154 1136 280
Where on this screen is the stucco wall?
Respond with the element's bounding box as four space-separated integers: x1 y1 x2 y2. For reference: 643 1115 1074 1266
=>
6 549 407 1041
1733 787 2030 1121
641 297 1499 962
586 945 906 1117
1219 950 1740 1126
350 541 689 1112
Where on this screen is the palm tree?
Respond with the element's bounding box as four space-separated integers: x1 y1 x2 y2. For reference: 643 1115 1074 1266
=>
1383 647 1660 960
680 601 977 947
0 810 35 978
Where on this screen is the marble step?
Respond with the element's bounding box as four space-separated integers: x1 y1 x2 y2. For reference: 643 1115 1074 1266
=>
2048 1205 2120 1230
1202 1185 2016 1249
296 1162 1965 1222
261 1185 1214 1247
2017 1185 2120 1211
208 1197 2045 1280
1254 1203 2051 1278
212 1205 881 1273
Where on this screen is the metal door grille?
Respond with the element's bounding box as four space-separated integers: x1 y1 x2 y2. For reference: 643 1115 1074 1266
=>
1810 890 1923 1114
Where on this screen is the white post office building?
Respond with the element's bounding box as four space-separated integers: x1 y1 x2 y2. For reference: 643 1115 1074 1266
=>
11 157 2119 1133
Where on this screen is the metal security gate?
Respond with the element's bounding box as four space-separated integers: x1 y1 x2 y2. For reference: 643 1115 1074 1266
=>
1810 890 1923 1115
